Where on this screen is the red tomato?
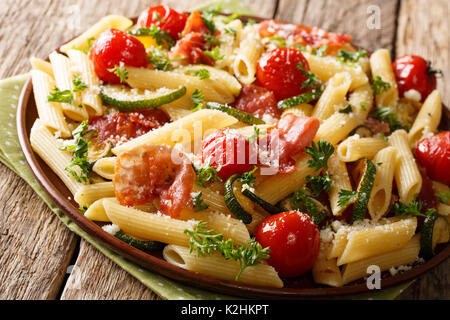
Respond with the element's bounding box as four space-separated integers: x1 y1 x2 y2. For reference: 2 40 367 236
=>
255 211 320 277
137 5 188 40
90 29 148 84
89 109 169 146
392 55 440 102
200 130 256 180
415 131 450 185
256 47 311 100
232 84 280 119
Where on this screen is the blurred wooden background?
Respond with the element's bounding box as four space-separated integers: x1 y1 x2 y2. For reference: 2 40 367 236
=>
0 0 448 299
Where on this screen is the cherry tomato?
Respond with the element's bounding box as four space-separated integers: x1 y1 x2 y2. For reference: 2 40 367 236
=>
256 47 311 100
137 5 188 40
200 130 256 180
90 29 148 84
392 55 440 102
415 131 450 185
255 211 320 277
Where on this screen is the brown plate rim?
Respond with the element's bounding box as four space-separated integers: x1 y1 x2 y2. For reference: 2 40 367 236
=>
16 14 450 299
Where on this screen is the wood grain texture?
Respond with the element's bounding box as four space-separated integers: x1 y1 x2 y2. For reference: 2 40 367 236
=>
0 165 77 299
60 240 160 300
276 0 399 54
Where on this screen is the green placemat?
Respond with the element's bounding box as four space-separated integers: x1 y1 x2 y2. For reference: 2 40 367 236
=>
0 0 412 300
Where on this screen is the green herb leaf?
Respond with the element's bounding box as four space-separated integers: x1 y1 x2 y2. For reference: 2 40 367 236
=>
312 45 328 57
187 68 210 80
47 87 74 104
391 201 436 218
339 105 353 114
191 89 205 111
184 221 270 280
192 192 209 212
337 49 367 63
60 120 92 183
127 26 175 48
305 140 335 171
240 166 258 187
247 126 265 144
194 163 222 187
435 191 450 204
371 76 391 95
338 189 357 208
107 65 128 83
290 187 328 224
204 46 224 61
297 62 321 89
72 75 88 93
224 27 237 37
372 106 406 132
306 173 332 197
269 35 287 47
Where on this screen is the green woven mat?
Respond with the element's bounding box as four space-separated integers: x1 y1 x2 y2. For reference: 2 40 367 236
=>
0 0 412 300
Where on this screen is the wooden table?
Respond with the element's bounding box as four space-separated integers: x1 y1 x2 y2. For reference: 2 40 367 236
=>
0 0 448 300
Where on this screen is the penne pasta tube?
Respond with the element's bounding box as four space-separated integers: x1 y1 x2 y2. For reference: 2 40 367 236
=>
92 156 116 180
74 181 115 206
163 245 283 288
327 153 353 216
337 136 388 162
30 57 54 77
84 197 111 222
281 103 313 118
389 130 422 204
369 49 398 107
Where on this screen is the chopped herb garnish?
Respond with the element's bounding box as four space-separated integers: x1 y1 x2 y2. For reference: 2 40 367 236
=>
191 89 205 111
72 75 88 93
337 49 367 63
152 11 165 23
201 10 217 34
127 26 175 48
360 102 368 111
60 120 92 183
204 46 224 61
297 62 321 89
107 64 128 83
184 221 270 280
187 68 210 80
47 87 74 104
240 166 258 187
391 200 436 218
305 140 335 171
194 163 222 187
204 33 221 47
306 173 332 197
192 192 209 212
339 105 353 114
247 126 265 144
338 189 357 208
435 191 450 204
269 35 287 47
372 106 405 132
224 27 237 37
290 187 329 224
371 76 391 95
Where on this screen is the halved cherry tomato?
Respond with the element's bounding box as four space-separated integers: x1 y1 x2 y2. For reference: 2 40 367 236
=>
90 29 148 84
256 47 311 100
415 131 450 185
392 55 440 102
200 130 256 180
137 5 188 40
255 211 320 277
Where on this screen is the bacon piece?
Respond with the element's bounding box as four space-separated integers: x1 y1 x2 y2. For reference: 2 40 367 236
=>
114 144 195 218
169 32 215 65
262 114 320 173
232 84 280 119
363 117 390 135
181 11 211 37
89 109 169 146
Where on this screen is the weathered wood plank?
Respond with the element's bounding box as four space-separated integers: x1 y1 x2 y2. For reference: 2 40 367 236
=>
0 165 78 299
276 0 399 54
395 0 449 299
60 240 160 300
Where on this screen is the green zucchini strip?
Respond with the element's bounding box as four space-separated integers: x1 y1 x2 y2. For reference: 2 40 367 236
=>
242 189 285 215
224 174 253 224
277 87 323 110
351 158 377 223
115 230 165 252
205 102 265 125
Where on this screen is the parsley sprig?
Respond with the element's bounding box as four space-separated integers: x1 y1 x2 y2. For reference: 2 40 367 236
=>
391 201 436 218
305 140 335 171
337 189 357 208
372 106 406 132
435 191 450 204
306 173 332 197
127 26 175 48
371 76 391 95
337 49 367 63
107 64 128 83
192 192 209 212
47 87 74 104
204 46 224 61
184 221 270 280
72 75 88 92
60 120 92 183
297 62 321 89
290 187 329 224
194 163 222 187
339 105 353 114
191 89 205 111
187 69 210 80
240 166 258 187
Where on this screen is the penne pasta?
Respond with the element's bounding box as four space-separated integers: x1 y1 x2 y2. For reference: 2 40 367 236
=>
370 49 399 107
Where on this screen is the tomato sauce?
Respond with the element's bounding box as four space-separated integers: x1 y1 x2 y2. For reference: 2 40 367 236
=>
89 109 169 146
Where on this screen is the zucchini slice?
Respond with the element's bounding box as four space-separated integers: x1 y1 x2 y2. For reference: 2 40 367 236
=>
419 213 448 260
224 174 253 224
277 87 323 109
242 189 285 215
115 230 165 252
205 102 265 125
100 85 186 110
351 158 377 223
279 191 330 225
